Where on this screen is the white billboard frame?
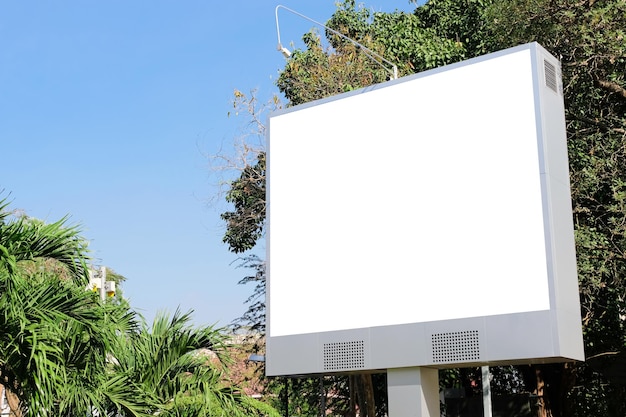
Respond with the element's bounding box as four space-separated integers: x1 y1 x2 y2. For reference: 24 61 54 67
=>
266 42 584 377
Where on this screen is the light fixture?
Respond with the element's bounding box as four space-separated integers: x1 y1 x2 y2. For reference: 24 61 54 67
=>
274 5 399 80
279 46 292 58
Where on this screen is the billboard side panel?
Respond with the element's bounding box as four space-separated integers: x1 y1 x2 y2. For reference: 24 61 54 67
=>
532 44 585 361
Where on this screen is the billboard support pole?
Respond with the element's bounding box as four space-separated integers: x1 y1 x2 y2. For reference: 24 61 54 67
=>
482 366 493 417
387 367 439 417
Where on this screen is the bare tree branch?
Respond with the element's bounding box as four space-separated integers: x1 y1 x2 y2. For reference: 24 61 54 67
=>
595 78 626 101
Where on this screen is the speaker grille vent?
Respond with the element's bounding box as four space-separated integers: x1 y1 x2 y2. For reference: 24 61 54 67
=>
544 59 558 93
323 340 365 371
432 330 480 363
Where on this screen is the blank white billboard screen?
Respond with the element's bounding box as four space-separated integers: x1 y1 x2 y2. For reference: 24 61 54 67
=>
268 48 551 338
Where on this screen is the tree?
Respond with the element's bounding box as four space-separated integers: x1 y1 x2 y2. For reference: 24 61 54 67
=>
221 153 266 254
218 90 278 254
0 196 147 417
275 30 389 106
276 0 469 105
410 0 495 58
0 196 275 417
111 309 275 417
216 90 271 360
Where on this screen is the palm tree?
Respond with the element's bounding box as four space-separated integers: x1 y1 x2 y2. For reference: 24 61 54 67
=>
111 309 278 417
0 197 148 417
0 197 278 417
0 197 84 415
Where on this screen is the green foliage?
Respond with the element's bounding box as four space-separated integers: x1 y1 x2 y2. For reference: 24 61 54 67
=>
169 394 281 417
263 374 387 417
326 0 468 70
231 255 266 338
0 210 89 284
0 197 144 417
276 30 389 106
414 0 495 57
111 309 269 417
221 152 266 253
276 0 492 106
369 11 465 72
0 196 273 417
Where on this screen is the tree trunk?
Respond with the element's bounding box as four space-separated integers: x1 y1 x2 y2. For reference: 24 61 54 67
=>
348 375 356 417
349 374 376 417
354 375 366 416
360 374 376 417
559 362 576 417
534 367 552 417
1 384 22 417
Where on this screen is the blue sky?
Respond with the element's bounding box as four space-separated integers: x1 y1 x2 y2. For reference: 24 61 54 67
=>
0 1 416 328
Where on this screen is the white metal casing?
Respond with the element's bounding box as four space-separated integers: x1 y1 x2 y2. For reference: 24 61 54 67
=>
266 42 584 376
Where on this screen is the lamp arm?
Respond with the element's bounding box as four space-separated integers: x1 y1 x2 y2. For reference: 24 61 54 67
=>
275 5 398 80
275 5 284 50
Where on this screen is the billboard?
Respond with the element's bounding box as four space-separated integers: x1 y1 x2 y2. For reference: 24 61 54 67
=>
266 42 584 376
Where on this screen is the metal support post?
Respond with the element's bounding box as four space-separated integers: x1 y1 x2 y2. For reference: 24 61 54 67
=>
482 366 493 417
387 367 439 417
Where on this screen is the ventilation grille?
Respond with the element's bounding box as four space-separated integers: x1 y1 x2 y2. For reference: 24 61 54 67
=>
544 59 558 93
432 330 480 363
323 340 365 371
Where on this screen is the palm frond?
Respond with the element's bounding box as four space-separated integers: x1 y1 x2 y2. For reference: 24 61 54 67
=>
0 194 13 224
0 215 89 284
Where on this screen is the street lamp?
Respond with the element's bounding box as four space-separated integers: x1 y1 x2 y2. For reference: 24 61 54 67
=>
275 5 399 80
